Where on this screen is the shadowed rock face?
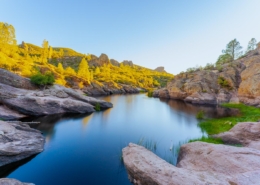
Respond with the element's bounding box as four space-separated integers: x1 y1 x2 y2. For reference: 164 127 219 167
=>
0 69 112 118
121 60 133 67
123 122 260 185
0 178 34 185
0 121 44 167
88 53 110 67
110 59 120 67
154 44 260 106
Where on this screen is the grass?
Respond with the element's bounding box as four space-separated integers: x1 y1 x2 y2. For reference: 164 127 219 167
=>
190 103 260 143
189 136 224 144
137 137 158 152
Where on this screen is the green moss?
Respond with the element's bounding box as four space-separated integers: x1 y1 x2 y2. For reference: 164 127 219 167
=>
147 91 153 97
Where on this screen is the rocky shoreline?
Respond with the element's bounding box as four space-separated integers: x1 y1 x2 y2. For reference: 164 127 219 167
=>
153 43 260 107
123 122 260 185
0 68 113 120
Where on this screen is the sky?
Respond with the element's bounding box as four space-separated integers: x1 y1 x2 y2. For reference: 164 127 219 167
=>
1 0 260 74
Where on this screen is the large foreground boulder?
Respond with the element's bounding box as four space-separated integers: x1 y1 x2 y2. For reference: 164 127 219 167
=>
0 121 44 167
0 178 34 185
123 142 260 185
213 122 260 150
123 122 260 185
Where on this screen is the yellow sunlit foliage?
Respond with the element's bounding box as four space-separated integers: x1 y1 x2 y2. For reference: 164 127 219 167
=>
0 22 174 90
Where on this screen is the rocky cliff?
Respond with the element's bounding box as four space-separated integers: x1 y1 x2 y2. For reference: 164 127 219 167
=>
154 43 260 107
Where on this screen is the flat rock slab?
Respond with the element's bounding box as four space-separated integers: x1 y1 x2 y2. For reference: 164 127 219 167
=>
0 121 44 167
213 122 260 150
0 178 34 185
123 142 260 185
123 143 230 185
0 105 26 120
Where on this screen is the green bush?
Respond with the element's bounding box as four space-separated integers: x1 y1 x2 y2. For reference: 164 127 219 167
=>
94 103 101 111
30 71 55 88
196 110 204 119
147 91 153 97
218 76 232 89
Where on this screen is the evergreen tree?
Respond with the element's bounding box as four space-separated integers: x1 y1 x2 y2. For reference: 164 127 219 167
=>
41 39 49 63
48 46 53 58
65 67 76 76
246 38 257 53
222 39 243 60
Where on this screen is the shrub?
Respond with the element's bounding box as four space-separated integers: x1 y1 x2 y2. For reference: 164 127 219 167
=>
94 103 101 111
30 71 55 89
147 91 153 97
218 76 232 89
196 110 204 119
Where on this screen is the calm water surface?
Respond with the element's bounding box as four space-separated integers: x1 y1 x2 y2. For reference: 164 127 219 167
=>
1 94 235 185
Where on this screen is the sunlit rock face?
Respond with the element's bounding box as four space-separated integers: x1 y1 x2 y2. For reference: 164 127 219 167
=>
154 66 166 73
155 46 260 107
0 121 44 167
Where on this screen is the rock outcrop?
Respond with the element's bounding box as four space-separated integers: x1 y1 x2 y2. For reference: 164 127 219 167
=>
0 69 112 119
154 45 260 106
83 81 143 96
88 53 110 67
213 122 260 150
0 121 44 167
110 59 120 67
0 178 34 185
121 60 134 67
154 66 166 73
123 139 260 184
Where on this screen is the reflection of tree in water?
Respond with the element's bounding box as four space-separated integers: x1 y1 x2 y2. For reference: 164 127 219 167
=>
82 114 93 128
21 113 92 142
159 98 239 119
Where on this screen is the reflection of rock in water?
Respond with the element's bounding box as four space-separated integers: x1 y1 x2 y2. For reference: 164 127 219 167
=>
20 113 92 141
0 155 37 177
160 98 239 118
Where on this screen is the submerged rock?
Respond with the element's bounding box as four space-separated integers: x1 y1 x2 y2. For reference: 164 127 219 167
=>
0 121 44 167
0 178 34 185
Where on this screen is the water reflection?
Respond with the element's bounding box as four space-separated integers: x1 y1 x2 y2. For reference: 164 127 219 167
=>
3 94 236 185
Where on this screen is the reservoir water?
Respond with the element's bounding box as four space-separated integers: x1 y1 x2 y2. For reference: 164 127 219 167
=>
0 94 235 185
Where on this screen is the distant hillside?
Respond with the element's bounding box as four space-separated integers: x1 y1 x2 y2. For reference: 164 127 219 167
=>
0 22 174 96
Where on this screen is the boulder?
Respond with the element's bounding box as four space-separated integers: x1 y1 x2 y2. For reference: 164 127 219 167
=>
213 122 260 150
154 66 166 73
0 105 27 120
110 59 120 67
123 141 260 185
123 143 231 185
121 60 134 67
153 88 169 98
88 53 110 67
0 121 44 167
0 68 37 90
0 178 34 185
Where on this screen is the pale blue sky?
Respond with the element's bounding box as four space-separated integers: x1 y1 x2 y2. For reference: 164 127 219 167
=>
1 0 260 74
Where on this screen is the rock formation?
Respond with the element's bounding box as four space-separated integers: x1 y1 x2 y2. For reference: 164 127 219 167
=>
88 53 110 67
121 60 134 67
154 66 166 73
0 121 44 167
123 122 260 185
154 45 260 106
0 69 112 119
110 59 120 67
0 178 34 185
